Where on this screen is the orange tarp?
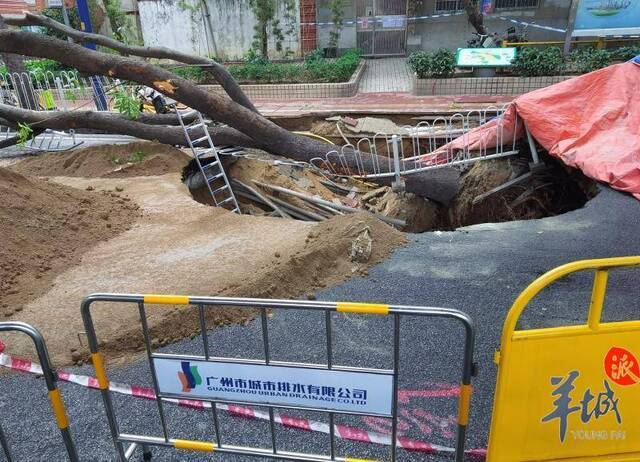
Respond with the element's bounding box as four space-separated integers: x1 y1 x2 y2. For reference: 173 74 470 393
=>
424 60 640 199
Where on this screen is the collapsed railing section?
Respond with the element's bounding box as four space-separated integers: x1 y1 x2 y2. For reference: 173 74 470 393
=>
315 105 522 180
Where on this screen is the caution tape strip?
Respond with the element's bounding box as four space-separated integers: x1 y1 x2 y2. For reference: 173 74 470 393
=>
300 12 564 34
495 16 566 33
300 11 466 26
0 341 486 459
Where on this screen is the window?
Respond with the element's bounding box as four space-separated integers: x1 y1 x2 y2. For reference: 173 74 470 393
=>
434 0 462 13
494 0 540 9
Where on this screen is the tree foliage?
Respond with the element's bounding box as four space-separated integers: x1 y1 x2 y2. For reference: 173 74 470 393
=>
511 47 564 77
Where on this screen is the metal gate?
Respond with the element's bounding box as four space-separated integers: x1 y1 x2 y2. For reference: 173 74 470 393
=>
356 0 407 56
81 293 476 462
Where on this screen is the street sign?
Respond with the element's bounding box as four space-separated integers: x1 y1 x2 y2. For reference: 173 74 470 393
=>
456 48 516 67
154 358 394 415
572 0 640 36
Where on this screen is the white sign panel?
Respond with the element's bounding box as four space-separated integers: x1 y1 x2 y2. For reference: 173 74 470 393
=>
154 358 394 416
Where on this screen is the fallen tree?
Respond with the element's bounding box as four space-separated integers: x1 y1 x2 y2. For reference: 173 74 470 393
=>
0 13 459 203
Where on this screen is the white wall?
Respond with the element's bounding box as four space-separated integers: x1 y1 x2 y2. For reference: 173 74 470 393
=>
138 0 300 59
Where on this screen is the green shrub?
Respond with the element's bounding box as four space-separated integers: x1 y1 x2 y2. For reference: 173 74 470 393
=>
407 49 455 78
568 48 612 73
0 59 69 83
304 48 324 65
407 51 431 78
170 65 207 83
511 47 564 77
611 46 640 61
227 48 361 83
430 49 455 77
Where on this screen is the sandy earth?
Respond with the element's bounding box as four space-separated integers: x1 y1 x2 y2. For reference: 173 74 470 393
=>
0 168 140 319
2 172 405 366
10 141 191 178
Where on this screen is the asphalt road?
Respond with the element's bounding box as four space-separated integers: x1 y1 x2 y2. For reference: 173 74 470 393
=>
1 186 639 461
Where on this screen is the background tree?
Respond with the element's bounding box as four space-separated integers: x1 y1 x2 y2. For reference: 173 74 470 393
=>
327 0 344 52
250 0 281 58
461 0 487 35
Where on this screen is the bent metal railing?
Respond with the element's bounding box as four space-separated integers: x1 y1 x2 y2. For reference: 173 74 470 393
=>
314 105 522 180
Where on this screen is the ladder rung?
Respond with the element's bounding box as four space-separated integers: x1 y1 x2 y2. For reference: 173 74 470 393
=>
181 110 198 118
186 123 205 132
192 135 210 145
195 148 214 157
206 173 225 182
217 197 235 205
211 185 229 195
202 161 220 170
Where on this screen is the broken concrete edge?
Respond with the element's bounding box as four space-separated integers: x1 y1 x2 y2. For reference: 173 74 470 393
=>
199 61 366 100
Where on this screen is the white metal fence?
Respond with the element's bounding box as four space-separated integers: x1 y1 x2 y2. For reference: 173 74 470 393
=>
0 70 119 112
314 105 522 179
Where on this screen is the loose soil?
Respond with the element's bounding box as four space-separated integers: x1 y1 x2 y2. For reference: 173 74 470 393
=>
2 147 405 366
10 141 190 178
448 156 597 227
0 167 140 319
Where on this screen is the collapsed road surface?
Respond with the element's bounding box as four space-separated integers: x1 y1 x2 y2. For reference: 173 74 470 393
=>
0 185 638 461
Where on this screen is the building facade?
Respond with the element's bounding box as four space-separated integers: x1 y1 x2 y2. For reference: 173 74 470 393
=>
135 0 572 58
315 0 572 56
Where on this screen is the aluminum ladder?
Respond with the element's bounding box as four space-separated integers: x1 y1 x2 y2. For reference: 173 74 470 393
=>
173 107 241 213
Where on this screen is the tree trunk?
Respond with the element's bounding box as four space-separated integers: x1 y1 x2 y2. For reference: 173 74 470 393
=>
461 0 487 35
260 21 268 58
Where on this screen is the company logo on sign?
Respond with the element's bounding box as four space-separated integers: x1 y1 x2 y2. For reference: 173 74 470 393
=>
540 346 638 443
178 361 202 392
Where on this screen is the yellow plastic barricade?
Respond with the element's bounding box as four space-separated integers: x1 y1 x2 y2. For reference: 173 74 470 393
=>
488 256 640 461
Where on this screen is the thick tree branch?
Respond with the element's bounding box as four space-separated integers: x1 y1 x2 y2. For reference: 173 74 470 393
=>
0 28 459 203
0 104 263 148
3 12 258 113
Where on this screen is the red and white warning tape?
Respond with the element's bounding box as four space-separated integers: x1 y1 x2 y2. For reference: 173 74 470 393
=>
0 341 486 459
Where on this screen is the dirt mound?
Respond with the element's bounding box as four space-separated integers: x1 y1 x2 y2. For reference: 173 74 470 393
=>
1 173 406 365
0 168 140 317
11 141 190 178
95 210 407 364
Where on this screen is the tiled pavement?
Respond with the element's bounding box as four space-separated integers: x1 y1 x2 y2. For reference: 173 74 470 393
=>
254 57 514 117
358 57 412 93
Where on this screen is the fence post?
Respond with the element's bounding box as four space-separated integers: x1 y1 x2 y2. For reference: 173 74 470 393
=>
0 322 79 461
54 77 69 111
390 134 405 192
